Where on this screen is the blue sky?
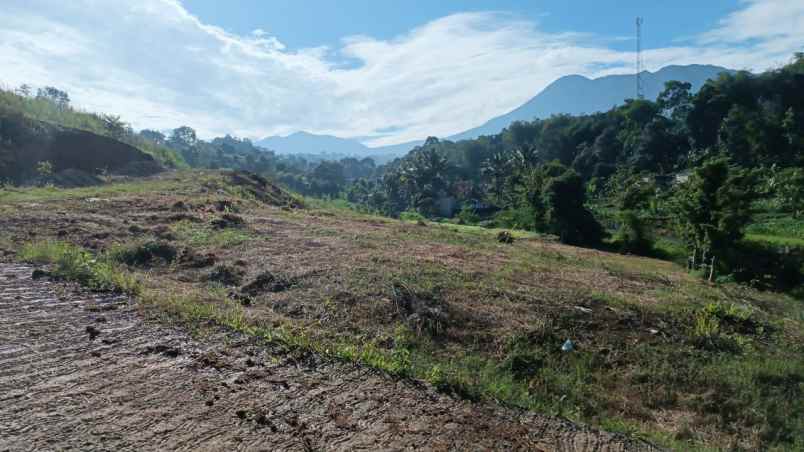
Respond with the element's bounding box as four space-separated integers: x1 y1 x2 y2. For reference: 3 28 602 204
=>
1 1 802 146
183 0 741 53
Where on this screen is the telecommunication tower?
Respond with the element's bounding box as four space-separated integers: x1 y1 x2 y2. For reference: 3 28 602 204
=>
636 17 644 99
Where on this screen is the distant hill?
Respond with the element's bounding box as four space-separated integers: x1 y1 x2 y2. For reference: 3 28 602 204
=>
256 131 369 156
257 64 731 161
256 131 412 164
448 64 730 141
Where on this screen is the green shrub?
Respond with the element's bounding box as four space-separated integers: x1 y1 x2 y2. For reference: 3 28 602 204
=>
400 210 427 223
492 206 537 231
456 205 481 224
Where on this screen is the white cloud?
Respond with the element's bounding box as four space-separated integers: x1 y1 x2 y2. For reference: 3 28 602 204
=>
0 0 802 147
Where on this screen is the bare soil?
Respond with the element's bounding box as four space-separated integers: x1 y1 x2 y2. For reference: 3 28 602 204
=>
0 263 658 451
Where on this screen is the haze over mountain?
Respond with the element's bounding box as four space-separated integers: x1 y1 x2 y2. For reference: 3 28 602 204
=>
255 132 405 164
259 64 731 160
447 64 730 141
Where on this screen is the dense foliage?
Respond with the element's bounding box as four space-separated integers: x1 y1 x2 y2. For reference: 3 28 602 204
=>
333 54 804 288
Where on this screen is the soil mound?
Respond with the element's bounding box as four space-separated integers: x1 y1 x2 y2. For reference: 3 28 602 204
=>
0 112 162 185
227 171 302 208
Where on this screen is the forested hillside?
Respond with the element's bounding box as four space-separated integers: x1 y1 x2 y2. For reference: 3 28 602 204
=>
338 55 804 292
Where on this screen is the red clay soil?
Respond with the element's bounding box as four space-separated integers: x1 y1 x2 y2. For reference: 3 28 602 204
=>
0 264 660 451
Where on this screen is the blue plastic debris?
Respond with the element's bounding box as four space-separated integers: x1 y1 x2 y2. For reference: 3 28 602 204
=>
561 339 574 352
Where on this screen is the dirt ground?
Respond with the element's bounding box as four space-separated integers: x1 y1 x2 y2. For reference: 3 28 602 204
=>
0 263 659 451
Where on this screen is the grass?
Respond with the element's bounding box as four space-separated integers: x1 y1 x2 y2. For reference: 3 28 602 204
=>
170 220 252 248
745 215 804 249
0 174 190 203
3 171 803 451
745 233 804 248
18 241 140 295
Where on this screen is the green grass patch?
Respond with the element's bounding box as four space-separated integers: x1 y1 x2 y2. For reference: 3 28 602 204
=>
747 216 804 240
745 233 804 248
0 176 187 203
18 241 140 294
170 220 251 248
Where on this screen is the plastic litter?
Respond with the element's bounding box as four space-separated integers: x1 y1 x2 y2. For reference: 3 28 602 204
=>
561 339 574 352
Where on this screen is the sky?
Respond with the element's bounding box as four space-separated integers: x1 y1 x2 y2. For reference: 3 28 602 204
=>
1 0 803 147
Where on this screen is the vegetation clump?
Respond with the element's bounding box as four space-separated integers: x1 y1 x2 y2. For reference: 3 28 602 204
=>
110 241 177 267
496 230 514 244
211 213 245 229
207 264 246 286
241 271 294 296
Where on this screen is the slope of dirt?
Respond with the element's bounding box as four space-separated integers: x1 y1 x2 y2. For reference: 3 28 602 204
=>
0 112 161 185
0 263 658 451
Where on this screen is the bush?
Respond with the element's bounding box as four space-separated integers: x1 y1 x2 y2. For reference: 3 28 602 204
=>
400 210 427 223
456 205 481 224
492 206 537 231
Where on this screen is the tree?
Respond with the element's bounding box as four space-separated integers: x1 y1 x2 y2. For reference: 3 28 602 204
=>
310 160 345 197
169 126 198 149
718 105 757 166
482 152 512 205
36 87 70 110
657 80 693 123
140 129 166 144
35 160 54 186
169 126 199 165
773 167 804 218
540 167 605 246
102 114 128 139
399 146 450 215
607 169 656 254
672 156 758 264
15 84 32 97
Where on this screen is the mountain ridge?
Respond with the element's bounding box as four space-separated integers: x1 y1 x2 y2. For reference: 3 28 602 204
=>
257 64 732 160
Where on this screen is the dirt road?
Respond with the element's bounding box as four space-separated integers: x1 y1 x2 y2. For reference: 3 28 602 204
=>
0 263 659 451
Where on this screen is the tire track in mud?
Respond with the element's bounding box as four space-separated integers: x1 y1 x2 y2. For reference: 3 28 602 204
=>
0 264 660 451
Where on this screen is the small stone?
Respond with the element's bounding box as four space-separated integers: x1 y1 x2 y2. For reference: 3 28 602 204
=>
86 326 101 341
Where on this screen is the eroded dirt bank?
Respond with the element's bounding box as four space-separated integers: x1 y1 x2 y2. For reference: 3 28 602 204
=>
0 264 658 451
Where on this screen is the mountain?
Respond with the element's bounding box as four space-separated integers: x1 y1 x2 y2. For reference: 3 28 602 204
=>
370 139 425 158
448 64 731 141
257 64 730 162
256 131 418 164
256 131 369 156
